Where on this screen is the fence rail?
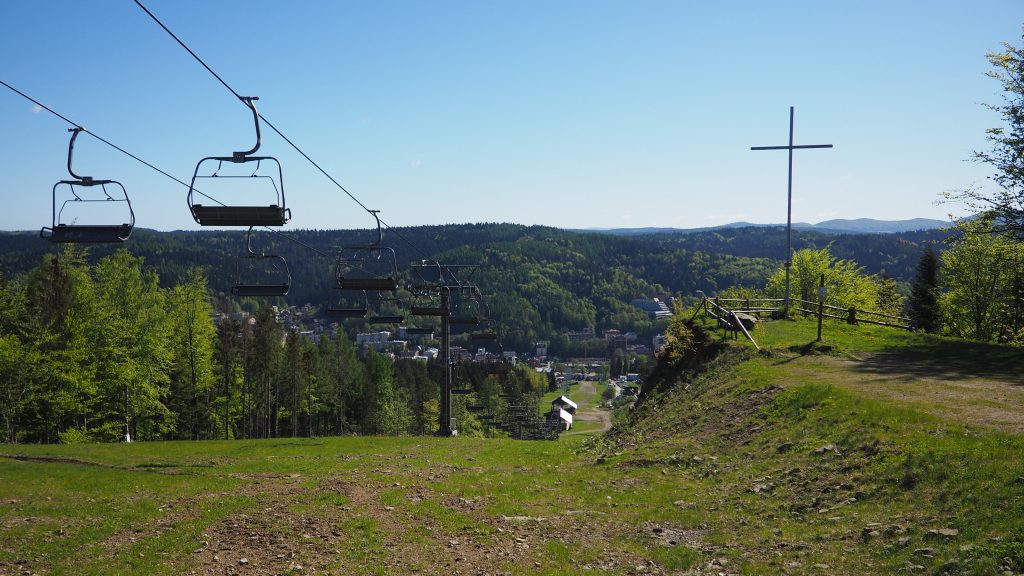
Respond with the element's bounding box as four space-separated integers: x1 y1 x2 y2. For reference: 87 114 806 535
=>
695 295 914 335
791 298 912 330
700 297 762 351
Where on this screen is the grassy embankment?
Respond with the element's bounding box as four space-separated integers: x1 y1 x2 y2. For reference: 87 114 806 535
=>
2 318 1023 575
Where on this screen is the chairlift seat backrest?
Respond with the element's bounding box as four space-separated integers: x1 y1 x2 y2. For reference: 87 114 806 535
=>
410 306 446 317
231 283 289 297
404 327 434 335
326 307 367 319
449 315 480 326
485 360 511 375
42 223 133 243
337 277 400 292
191 204 288 227
368 315 405 325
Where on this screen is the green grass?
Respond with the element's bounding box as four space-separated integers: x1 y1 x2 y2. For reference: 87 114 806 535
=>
3 318 1023 574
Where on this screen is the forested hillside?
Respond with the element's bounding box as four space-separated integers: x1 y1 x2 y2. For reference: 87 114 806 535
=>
0 223 949 330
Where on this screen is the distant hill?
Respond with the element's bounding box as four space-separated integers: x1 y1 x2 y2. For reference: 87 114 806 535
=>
800 217 951 234
581 217 950 236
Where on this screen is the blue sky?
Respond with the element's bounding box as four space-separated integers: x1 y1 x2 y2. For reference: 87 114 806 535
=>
2 1 1021 232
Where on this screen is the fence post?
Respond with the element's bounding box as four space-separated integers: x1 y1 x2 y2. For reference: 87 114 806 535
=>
848 307 857 325
817 274 825 342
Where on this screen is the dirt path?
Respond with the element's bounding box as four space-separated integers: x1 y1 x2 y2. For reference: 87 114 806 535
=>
176 453 657 575
564 380 613 435
778 353 1024 434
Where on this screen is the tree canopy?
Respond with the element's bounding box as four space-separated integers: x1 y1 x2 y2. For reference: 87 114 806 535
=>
950 29 1024 238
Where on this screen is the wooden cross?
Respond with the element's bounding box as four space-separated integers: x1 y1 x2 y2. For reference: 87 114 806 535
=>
751 106 832 314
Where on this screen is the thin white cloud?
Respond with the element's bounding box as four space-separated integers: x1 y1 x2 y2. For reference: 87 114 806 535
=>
31 104 42 113
704 212 749 221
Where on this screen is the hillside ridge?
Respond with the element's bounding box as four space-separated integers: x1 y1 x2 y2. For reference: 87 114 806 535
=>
600 317 1024 574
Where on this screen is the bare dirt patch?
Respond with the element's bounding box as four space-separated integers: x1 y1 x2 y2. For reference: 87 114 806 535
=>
184 475 343 575
564 380 613 435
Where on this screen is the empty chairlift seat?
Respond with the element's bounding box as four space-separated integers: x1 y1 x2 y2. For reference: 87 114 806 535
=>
41 128 135 243
335 211 401 292
231 227 291 297
187 96 290 227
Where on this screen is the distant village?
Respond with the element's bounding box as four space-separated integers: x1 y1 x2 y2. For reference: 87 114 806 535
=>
212 296 674 371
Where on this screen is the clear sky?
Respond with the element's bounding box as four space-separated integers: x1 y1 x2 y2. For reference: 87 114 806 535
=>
2 1 1021 232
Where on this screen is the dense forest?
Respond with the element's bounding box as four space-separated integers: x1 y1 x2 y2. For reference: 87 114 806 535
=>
2 219 1007 444
0 223 959 443
0 223 950 351
0 247 552 443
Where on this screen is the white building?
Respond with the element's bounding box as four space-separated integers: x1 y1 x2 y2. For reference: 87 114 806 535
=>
356 331 391 350
552 395 578 414
548 407 573 431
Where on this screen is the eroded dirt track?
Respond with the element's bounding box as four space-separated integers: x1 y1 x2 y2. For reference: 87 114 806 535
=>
565 380 613 435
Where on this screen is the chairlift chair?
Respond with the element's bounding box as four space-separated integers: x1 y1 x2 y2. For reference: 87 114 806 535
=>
368 314 405 325
335 211 400 292
409 287 446 317
470 319 499 341
365 290 406 324
449 285 484 325
188 97 290 227
326 291 368 319
467 320 510 375
231 227 291 297
410 259 443 288
484 357 512 376
41 128 135 243
326 307 367 319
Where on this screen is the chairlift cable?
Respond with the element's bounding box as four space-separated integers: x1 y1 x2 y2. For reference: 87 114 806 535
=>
0 79 331 259
130 0 455 269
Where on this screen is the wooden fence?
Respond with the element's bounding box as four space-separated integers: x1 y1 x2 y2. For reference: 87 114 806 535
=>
694 297 767 351
693 295 913 343
791 298 912 330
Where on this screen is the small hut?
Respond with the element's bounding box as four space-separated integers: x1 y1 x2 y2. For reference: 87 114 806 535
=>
547 407 572 431
551 395 578 414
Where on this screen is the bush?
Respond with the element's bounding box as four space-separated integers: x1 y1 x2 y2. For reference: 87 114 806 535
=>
58 427 95 444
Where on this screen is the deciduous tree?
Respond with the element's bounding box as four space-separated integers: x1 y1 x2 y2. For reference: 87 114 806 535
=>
949 29 1024 238
941 218 1024 340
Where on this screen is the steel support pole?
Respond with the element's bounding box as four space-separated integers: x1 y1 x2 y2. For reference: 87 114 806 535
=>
438 287 453 436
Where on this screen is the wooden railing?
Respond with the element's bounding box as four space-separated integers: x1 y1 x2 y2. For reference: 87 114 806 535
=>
707 297 785 315
791 298 912 330
692 294 913 336
697 297 764 351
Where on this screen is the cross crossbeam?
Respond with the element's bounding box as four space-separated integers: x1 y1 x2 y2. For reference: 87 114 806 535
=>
751 106 832 314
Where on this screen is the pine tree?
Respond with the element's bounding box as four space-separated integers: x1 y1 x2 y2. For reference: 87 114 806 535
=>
908 247 941 333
